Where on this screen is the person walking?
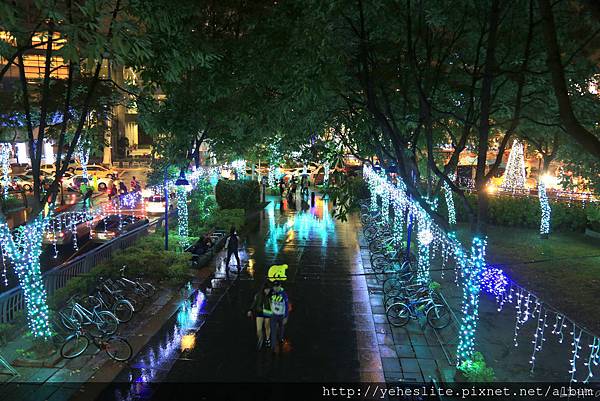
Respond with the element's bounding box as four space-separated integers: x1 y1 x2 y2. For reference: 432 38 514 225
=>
247 281 272 350
108 183 118 201
130 176 138 191
224 226 241 278
269 280 289 354
278 177 285 197
118 181 128 195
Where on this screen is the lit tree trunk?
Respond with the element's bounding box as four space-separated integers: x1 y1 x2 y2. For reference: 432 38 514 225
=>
176 187 189 247
0 213 52 338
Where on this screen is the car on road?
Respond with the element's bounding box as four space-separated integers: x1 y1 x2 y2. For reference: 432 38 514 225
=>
72 164 119 180
64 174 112 191
143 193 175 214
90 214 148 242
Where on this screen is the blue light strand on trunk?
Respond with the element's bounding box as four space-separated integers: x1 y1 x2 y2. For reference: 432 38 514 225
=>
417 225 432 284
456 236 487 365
539 181 551 236
0 213 52 338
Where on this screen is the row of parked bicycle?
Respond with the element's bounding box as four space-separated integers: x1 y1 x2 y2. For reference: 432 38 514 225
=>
359 201 452 330
52 266 157 362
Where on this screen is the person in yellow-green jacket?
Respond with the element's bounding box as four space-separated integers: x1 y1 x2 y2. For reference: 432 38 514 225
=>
269 280 289 354
247 281 272 350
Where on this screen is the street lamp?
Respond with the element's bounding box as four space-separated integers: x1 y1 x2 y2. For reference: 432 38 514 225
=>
164 168 190 250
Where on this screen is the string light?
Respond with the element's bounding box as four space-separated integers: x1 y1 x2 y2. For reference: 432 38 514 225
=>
500 140 526 192
231 159 246 180
443 180 456 226
569 324 583 382
417 223 432 284
323 161 330 185
75 140 90 181
529 302 546 373
583 337 600 383
538 181 551 237
0 213 52 338
480 267 508 302
456 236 487 365
176 187 189 246
0 144 11 199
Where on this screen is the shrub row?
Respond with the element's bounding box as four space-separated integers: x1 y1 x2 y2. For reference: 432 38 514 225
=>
215 180 260 210
453 193 597 232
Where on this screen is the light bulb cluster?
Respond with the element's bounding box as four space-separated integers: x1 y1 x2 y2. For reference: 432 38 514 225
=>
417 223 432 284
538 181 551 236
529 302 547 373
323 161 330 185
500 140 526 192
231 159 246 180
480 267 508 300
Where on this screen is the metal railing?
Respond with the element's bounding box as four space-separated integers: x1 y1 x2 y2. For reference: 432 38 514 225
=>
0 215 168 324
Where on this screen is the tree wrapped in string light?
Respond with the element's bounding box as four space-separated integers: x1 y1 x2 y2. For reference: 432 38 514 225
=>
456 236 487 365
0 213 52 338
0 143 11 199
175 171 190 247
417 223 433 284
538 180 551 238
75 139 90 181
500 140 526 192
443 176 456 226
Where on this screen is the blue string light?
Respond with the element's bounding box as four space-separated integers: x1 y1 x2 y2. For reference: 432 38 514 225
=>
456 236 487 365
443 180 456 226
0 213 52 338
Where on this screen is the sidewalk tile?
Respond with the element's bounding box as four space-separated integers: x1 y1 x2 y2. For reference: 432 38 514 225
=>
381 357 402 373
373 314 387 324
401 371 424 382
377 333 395 346
408 333 427 345
378 344 398 358
413 345 434 359
395 345 416 358
399 358 420 373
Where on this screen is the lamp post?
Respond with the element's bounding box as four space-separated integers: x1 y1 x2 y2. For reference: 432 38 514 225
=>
164 168 190 250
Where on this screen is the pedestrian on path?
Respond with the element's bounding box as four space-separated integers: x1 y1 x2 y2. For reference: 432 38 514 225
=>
119 181 128 195
269 280 289 354
224 226 241 278
247 281 273 350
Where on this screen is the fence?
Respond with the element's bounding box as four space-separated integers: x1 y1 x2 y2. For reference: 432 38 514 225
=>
0 215 168 324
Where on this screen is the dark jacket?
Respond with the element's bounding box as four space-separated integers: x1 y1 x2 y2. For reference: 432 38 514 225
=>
249 290 272 315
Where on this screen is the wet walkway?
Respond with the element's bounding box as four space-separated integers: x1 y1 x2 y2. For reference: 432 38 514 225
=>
98 195 383 399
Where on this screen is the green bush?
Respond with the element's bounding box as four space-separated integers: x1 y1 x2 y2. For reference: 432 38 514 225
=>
2 195 23 211
586 204 600 232
215 180 260 210
458 352 495 382
206 208 246 231
50 232 191 309
455 193 589 232
0 323 16 345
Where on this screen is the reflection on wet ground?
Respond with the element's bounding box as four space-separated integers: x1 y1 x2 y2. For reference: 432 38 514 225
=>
99 195 380 400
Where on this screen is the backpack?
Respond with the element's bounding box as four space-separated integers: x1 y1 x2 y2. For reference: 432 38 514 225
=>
270 292 286 316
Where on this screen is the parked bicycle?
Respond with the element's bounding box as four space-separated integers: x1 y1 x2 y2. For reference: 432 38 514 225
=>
61 325 132 362
58 296 119 338
385 287 451 329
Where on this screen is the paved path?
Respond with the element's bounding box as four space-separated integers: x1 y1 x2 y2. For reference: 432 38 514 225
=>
96 195 383 400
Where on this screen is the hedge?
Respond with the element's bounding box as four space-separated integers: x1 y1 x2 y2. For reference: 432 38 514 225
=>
453 193 596 232
215 180 260 210
50 232 191 309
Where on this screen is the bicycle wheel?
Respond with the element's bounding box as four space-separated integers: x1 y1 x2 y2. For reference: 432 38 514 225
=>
384 294 404 310
140 282 156 298
426 304 452 329
386 303 411 327
371 256 389 273
60 334 89 359
90 311 119 338
105 337 133 361
112 300 134 323
59 307 83 330
382 277 401 294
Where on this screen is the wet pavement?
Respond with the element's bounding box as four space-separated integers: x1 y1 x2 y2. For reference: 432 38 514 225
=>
95 195 382 399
